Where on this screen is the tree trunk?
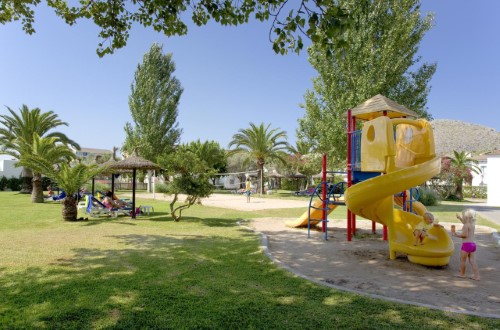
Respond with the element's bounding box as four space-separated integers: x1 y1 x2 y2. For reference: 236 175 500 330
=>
257 159 265 195
62 195 78 221
31 173 45 203
20 167 33 194
455 180 464 200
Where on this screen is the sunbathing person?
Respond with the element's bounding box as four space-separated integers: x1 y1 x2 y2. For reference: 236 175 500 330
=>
105 190 131 208
102 191 125 210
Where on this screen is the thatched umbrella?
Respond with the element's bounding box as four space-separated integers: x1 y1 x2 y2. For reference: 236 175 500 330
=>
107 153 161 219
100 147 132 196
266 171 284 189
312 171 336 179
287 172 307 190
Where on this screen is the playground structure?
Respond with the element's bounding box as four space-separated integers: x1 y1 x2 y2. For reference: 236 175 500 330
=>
290 95 454 266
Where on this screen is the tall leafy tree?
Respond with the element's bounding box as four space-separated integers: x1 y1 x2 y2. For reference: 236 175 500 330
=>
1 1 351 56
188 139 227 185
228 122 289 194
0 105 80 196
123 43 183 163
298 0 436 168
157 145 214 222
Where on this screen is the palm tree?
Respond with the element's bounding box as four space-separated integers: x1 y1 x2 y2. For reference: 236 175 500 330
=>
0 105 80 196
449 150 481 200
228 122 289 194
17 135 76 203
17 154 105 220
188 140 227 185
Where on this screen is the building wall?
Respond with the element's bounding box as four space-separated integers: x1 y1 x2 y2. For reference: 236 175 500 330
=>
0 160 22 178
471 160 487 186
487 155 500 206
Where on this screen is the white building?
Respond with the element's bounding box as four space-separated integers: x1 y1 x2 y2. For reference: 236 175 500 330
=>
215 175 242 190
71 147 113 162
486 150 500 206
471 154 488 186
0 159 22 178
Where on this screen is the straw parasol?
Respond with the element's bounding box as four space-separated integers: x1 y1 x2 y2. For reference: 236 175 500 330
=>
107 152 161 219
287 172 307 190
312 171 336 179
100 147 132 196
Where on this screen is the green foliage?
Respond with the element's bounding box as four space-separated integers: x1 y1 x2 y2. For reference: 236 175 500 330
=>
0 105 80 195
438 151 481 200
1 1 351 57
17 154 106 220
123 44 182 163
0 176 7 190
158 144 215 221
463 186 487 199
416 187 440 206
1 176 21 191
41 176 52 190
228 122 289 194
298 0 435 167
188 139 227 174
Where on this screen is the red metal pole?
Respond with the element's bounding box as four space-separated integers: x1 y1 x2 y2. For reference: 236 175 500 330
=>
402 190 407 211
322 154 327 233
347 109 352 241
351 116 357 236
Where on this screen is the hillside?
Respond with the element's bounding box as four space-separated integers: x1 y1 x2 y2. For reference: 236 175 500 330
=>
431 119 500 156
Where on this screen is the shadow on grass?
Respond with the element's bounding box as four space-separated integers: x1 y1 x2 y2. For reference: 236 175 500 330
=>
1 232 490 329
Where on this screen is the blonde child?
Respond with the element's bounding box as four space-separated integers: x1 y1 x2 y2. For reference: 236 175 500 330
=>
451 209 480 281
413 212 439 245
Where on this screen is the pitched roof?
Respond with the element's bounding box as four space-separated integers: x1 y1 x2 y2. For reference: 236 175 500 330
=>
346 94 418 120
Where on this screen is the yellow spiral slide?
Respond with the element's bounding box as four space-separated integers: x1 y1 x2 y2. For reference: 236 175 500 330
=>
344 116 454 266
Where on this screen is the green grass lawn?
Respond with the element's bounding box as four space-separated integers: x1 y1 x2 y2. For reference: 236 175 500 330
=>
1 192 499 329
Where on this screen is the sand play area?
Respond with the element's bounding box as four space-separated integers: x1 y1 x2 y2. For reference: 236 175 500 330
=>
140 193 500 318
248 218 500 319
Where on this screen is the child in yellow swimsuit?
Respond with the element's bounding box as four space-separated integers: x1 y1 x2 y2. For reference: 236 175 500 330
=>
413 212 436 245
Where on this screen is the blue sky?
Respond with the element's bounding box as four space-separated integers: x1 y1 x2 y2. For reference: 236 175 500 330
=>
1 0 499 160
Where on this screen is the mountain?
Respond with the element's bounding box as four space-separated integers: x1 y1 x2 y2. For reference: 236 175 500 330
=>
431 119 500 156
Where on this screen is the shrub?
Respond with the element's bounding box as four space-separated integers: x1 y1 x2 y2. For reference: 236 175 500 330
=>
7 177 21 191
463 186 487 199
42 177 52 190
417 187 440 206
0 176 7 191
155 182 170 194
445 194 462 202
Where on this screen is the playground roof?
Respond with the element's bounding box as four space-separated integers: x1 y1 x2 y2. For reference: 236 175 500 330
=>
346 94 418 120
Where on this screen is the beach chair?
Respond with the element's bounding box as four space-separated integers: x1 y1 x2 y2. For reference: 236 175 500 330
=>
84 195 130 218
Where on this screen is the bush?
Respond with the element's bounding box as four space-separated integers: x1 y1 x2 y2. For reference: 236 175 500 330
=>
417 187 440 206
444 194 462 202
42 177 53 190
463 186 487 199
7 177 21 191
155 183 170 194
0 176 7 191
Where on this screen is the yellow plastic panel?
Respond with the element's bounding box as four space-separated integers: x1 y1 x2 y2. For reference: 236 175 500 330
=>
360 116 395 172
286 199 340 228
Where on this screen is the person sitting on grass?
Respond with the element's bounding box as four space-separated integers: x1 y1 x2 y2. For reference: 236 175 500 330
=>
44 186 54 199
